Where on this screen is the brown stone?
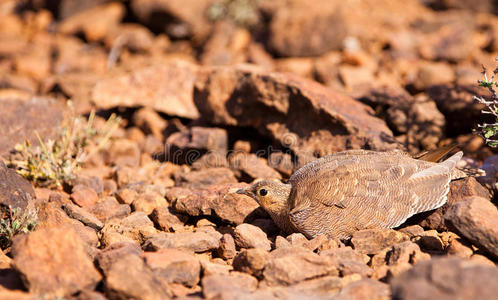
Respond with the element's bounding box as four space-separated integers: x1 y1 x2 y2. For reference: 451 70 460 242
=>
269 0 346 57
334 278 390 300
233 248 269 276
275 235 292 249
144 230 221 253
191 151 229 170
103 253 172 300
413 62 455 91
104 23 156 53
100 212 157 247
130 0 214 42
320 247 369 265
0 97 65 157
53 35 107 75
272 275 348 299
426 84 488 137
62 202 103 230
0 161 35 218
166 126 228 164
320 247 372 277
398 225 424 237
200 21 249 66
418 17 475 63
268 152 294 177
194 65 398 162
107 139 141 168
370 241 431 275
12 227 101 298
228 152 282 181
418 230 444 252
263 247 339 286
133 107 167 139
200 259 232 276
150 206 187 232
339 65 376 91
233 223 272 251
14 49 51 81
217 233 236 260
92 61 200 119
143 248 200 287
201 272 258 299
174 168 237 189
71 184 99 207
0 291 40 300
445 196 498 259
285 233 308 248
446 234 474 258
351 229 409 255
85 196 131 223
171 183 259 224
116 188 138 205
58 2 125 42
96 242 143 273
132 190 168 215
72 174 104 195
391 257 498 300
74 290 107 300
353 85 445 152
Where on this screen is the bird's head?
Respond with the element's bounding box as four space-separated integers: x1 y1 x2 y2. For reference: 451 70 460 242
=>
236 180 291 215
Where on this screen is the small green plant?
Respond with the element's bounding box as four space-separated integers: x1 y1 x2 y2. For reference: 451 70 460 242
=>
7 110 121 188
0 207 38 249
475 60 498 147
207 0 260 28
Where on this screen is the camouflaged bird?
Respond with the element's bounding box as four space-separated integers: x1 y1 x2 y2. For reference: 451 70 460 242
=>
237 149 465 239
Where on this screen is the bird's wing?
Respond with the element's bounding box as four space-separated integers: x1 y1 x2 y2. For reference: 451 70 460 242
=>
288 151 460 238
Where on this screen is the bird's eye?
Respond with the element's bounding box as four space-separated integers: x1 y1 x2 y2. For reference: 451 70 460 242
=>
259 189 268 196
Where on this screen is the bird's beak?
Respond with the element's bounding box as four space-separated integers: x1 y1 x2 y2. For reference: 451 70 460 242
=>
236 188 254 198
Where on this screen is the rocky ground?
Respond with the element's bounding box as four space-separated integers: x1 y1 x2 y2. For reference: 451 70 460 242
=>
0 0 498 299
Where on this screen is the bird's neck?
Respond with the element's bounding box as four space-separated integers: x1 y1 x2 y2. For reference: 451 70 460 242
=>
268 183 295 234
270 212 296 234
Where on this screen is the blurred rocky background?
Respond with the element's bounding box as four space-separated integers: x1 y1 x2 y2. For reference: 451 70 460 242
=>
0 0 497 299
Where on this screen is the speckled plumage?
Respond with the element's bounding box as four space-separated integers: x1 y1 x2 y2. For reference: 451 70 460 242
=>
239 150 464 239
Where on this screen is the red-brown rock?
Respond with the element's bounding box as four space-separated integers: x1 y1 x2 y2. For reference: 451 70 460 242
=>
100 212 157 247
351 229 409 255
166 126 228 165
58 2 125 42
0 161 35 218
103 253 172 300
171 183 259 224
445 196 498 259
71 184 99 207
233 223 271 251
353 85 445 152
202 272 258 299
391 257 498 300
92 61 200 119
194 65 399 161
228 152 282 181
262 247 339 286
174 167 237 189
150 206 187 232
269 0 346 57
143 248 200 287
144 230 222 253
130 0 214 42
11 227 101 298
0 97 65 156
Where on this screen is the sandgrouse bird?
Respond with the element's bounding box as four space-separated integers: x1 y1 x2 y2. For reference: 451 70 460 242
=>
237 149 465 239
